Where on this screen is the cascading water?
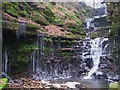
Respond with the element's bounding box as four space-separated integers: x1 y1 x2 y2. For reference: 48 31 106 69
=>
83 10 109 79
2 50 9 74
86 18 93 29
82 37 109 79
84 38 103 79
16 22 26 40
104 3 107 15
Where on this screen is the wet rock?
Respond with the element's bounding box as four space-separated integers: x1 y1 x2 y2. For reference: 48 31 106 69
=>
84 58 93 69
107 75 120 82
93 71 108 79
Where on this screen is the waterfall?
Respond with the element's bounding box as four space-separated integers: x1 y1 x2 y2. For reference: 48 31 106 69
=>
50 37 54 59
84 38 102 79
83 37 109 79
4 50 8 73
16 22 26 40
104 3 107 15
31 51 36 77
57 37 61 49
32 33 46 80
83 15 109 79
2 50 9 74
86 18 93 29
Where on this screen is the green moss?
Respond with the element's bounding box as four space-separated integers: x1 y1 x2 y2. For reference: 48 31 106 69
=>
0 78 8 90
26 23 40 30
19 10 29 19
4 2 19 18
18 44 39 53
66 23 76 28
82 8 86 13
69 15 78 20
26 30 37 35
52 19 64 26
76 21 82 26
90 32 98 39
17 44 39 64
59 7 66 12
32 13 49 25
43 6 56 23
66 22 85 36
109 82 119 89
44 37 52 42
17 54 30 63
109 22 120 37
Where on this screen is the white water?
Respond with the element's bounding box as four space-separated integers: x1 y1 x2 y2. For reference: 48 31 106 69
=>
84 38 102 79
86 18 93 29
4 50 8 73
83 37 109 79
84 4 108 79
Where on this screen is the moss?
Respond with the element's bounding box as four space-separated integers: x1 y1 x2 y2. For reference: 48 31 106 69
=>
52 19 64 27
19 10 29 19
66 21 85 36
76 21 82 26
26 23 40 30
109 22 120 37
82 8 86 13
2 21 19 30
90 32 98 39
17 44 39 64
109 82 119 89
18 44 39 53
44 37 52 42
59 7 66 12
26 30 37 35
0 78 8 90
66 23 77 29
32 13 49 25
4 2 19 18
43 6 56 23
69 15 78 20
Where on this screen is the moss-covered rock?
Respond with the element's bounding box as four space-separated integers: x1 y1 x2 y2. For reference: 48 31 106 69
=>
3 2 19 18
90 32 99 39
26 23 40 30
109 82 119 89
52 19 64 27
32 13 49 25
43 6 56 23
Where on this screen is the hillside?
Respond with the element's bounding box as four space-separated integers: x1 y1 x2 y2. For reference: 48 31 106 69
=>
2 2 94 39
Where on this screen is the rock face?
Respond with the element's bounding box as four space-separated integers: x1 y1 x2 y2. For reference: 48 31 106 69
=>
2 2 94 39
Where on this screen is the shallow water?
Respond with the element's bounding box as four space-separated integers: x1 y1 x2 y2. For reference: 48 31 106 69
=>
50 77 109 88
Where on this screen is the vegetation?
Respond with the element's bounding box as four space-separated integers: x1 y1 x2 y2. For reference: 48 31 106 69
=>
2 2 94 39
26 23 40 30
109 22 120 37
107 2 120 38
0 78 8 90
109 81 120 89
